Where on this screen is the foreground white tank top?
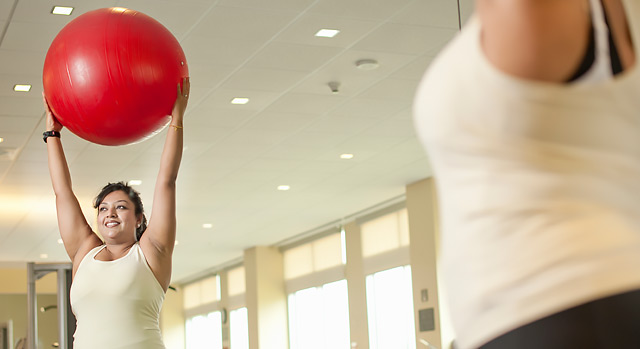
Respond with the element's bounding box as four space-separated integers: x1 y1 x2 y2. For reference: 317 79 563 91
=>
414 1 640 348
70 243 166 349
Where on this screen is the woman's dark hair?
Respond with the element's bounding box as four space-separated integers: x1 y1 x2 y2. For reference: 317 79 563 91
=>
93 182 147 241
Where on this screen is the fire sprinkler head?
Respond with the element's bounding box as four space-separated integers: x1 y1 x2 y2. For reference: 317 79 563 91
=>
328 81 340 94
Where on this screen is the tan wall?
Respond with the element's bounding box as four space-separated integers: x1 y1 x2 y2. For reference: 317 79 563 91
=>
0 294 59 348
0 267 63 348
406 178 455 349
407 178 441 348
161 286 185 349
0 268 58 294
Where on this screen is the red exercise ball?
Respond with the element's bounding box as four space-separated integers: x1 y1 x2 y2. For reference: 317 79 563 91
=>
43 7 189 146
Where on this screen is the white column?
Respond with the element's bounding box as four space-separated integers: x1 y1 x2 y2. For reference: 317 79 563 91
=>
407 178 452 349
244 246 288 349
344 221 369 349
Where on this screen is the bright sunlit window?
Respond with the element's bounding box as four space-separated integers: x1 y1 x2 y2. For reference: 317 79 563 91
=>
366 266 416 349
288 280 350 349
230 307 249 349
186 311 223 349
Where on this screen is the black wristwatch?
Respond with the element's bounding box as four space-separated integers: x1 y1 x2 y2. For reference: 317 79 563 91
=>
43 130 61 143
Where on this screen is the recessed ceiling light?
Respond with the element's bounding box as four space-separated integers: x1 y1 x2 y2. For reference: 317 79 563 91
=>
203 223 213 229
277 185 290 191
128 179 142 186
40 254 48 259
0 138 4 143
14 84 31 92
315 29 340 38
231 97 249 105
340 153 354 159
57 239 63 244
51 6 74 15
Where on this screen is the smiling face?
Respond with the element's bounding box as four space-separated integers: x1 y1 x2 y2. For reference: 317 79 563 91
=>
97 190 141 242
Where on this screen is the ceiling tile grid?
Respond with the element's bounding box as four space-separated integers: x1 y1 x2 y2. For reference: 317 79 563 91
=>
308 0 414 21
274 13 379 48
116 0 211 38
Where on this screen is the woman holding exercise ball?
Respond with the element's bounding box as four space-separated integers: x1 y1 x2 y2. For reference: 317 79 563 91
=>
44 78 189 349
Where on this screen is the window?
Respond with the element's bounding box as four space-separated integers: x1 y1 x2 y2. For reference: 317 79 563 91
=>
227 266 246 297
185 311 223 349
361 208 409 258
288 280 350 349
230 307 249 349
284 233 344 280
366 266 416 349
184 275 223 349
183 275 221 310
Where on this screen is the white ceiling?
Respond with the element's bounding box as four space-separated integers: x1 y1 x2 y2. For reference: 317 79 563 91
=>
0 0 473 283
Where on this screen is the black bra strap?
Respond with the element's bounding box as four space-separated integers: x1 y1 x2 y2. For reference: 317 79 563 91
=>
567 24 596 82
567 0 623 82
602 3 624 75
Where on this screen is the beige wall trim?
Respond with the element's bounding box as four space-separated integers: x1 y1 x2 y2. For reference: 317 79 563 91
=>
275 194 406 249
355 201 407 226
175 258 243 286
226 293 246 310
284 265 345 294
184 300 222 319
362 246 411 276
278 225 342 252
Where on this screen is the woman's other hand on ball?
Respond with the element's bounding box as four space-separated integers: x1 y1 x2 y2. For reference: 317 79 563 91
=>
172 77 190 120
42 93 63 132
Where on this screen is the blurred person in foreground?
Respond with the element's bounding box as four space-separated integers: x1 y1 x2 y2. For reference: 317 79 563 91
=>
414 1 640 348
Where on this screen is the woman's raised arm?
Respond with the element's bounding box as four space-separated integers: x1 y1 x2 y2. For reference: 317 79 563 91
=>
142 78 190 257
44 95 100 263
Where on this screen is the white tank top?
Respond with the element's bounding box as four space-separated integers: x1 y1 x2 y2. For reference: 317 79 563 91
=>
414 1 640 348
70 243 166 349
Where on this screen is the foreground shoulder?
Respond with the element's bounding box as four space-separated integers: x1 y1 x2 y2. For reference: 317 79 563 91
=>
476 0 591 82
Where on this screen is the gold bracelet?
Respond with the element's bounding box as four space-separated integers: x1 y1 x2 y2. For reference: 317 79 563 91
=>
170 124 183 131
